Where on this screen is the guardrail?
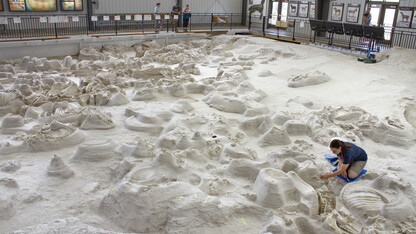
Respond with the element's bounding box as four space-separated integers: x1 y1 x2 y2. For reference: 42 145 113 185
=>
1 13 415 50
0 13 246 41
248 15 416 50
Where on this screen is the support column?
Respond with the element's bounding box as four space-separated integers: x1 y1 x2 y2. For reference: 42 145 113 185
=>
242 0 248 25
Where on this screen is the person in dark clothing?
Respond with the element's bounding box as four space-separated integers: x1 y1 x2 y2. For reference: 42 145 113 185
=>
320 139 368 180
183 4 191 32
171 2 181 32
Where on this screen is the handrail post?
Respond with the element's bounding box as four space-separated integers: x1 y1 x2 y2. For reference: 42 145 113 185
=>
190 15 192 32
115 20 118 35
262 16 266 36
86 15 89 35
230 13 232 30
398 31 403 47
211 13 214 31
292 19 296 41
54 23 58 38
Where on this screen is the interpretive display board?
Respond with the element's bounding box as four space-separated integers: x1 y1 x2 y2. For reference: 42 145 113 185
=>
346 4 360 23
9 0 57 11
9 0 26 11
0 17 8 24
331 3 344 22
396 8 413 28
134 14 142 21
288 1 298 17
61 0 82 11
298 1 308 18
26 0 57 11
309 2 315 19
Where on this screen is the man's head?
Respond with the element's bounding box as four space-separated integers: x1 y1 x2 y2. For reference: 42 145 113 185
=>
156 3 160 7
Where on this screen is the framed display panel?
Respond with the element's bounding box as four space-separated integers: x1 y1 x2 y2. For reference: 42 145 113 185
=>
0 0 3 11
331 3 344 22
9 0 26 11
61 0 82 11
26 0 57 11
396 8 412 28
298 1 308 18
412 9 416 29
309 2 315 19
288 1 298 17
346 4 360 23
9 0 57 11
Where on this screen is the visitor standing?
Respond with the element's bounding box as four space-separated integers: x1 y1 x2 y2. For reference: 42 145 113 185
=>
183 5 191 32
171 2 181 32
362 9 372 26
155 3 162 33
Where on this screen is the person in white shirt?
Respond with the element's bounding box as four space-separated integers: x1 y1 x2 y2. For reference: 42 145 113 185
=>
154 3 162 33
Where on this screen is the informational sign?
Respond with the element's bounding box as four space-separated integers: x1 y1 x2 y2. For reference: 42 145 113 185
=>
58 16 68 23
412 9 416 29
155 14 161 20
9 0 26 11
61 0 83 11
39 16 47 23
134 15 143 21
144 15 152 21
26 0 57 11
298 2 308 18
309 2 315 19
346 4 360 23
72 16 79 22
396 8 412 28
115 15 120 21
174 15 179 20
103 15 109 21
13 17 21 23
91 16 98 21
48 16 58 23
288 1 298 17
164 15 170 20
331 3 344 21
125 15 131 21
0 17 8 25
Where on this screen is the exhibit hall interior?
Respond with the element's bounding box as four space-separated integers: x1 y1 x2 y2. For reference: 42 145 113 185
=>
0 0 415 233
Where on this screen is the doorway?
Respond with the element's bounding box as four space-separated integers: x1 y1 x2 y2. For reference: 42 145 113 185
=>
365 3 398 40
268 0 289 26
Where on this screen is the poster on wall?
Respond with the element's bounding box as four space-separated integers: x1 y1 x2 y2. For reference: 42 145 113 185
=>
26 0 57 11
9 0 26 11
309 2 315 19
61 0 83 11
288 1 298 17
396 8 412 28
412 9 416 29
331 3 344 21
346 4 360 23
298 1 308 18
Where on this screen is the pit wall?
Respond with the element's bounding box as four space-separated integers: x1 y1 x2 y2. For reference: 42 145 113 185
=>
0 33 208 60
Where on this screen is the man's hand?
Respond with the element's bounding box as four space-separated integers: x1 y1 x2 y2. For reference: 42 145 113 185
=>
342 170 348 178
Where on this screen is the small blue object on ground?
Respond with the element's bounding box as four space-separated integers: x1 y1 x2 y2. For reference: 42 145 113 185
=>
332 168 367 182
325 154 367 182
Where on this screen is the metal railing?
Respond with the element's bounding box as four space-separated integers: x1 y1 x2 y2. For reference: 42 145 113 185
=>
248 15 416 50
1 12 415 50
0 13 246 41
